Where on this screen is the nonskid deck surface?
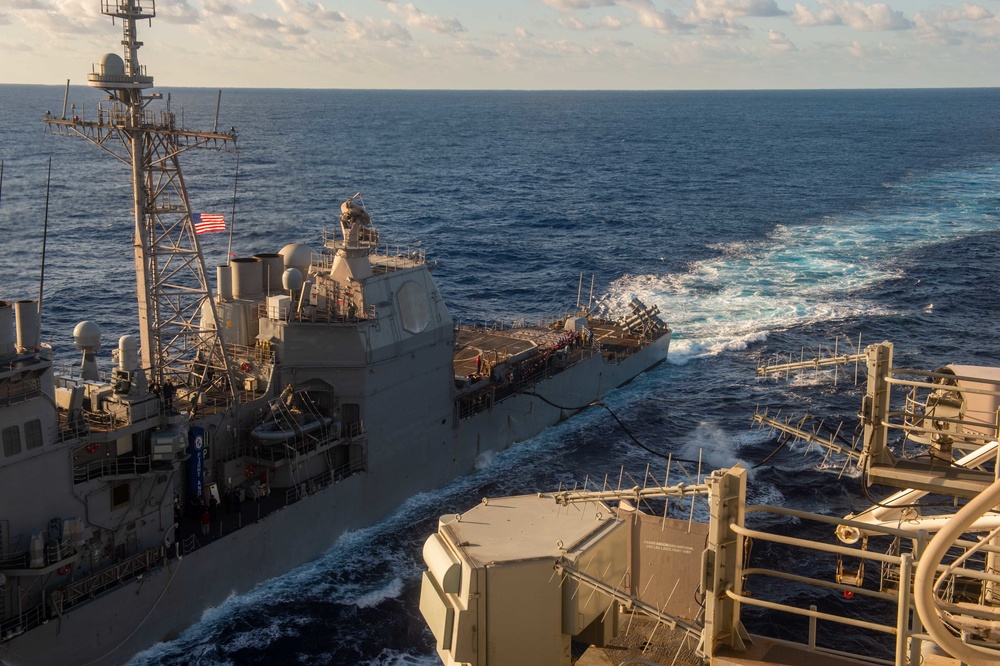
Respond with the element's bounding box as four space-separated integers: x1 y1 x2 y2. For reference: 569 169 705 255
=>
453 320 639 377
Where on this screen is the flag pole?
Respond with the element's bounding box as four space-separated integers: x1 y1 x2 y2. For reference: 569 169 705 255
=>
226 152 240 266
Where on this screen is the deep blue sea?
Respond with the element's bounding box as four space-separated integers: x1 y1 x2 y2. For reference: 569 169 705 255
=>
2 85 1000 664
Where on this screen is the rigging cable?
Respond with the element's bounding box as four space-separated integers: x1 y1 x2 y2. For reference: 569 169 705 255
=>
752 438 788 469
520 391 700 464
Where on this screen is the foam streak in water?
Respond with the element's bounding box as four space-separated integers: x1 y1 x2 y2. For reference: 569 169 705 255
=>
604 163 1000 364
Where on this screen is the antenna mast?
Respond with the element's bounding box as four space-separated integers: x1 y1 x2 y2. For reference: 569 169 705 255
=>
44 0 238 409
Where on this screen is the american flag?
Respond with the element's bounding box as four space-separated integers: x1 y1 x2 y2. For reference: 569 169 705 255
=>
193 213 226 235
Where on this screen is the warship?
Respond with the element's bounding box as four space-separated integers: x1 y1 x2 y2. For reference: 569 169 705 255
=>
419 341 1000 665
0 2 671 664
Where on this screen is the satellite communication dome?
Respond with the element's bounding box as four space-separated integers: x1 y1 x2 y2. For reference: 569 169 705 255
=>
279 243 313 275
282 268 303 292
99 53 125 77
73 321 101 351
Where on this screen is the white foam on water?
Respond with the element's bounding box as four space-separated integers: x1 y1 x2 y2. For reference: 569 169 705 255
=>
353 577 405 608
746 480 787 508
602 162 1000 365
218 614 309 653
815 458 863 478
363 650 441 666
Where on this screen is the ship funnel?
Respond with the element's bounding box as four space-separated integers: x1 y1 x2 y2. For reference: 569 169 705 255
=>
0 301 14 356
231 258 263 300
14 300 39 353
217 264 233 301
73 320 101 381
255 253 285 295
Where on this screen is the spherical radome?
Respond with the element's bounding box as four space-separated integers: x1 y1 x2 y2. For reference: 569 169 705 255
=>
279 243 313 274
73 320 101 350
282 268 303 292
100 53 125 77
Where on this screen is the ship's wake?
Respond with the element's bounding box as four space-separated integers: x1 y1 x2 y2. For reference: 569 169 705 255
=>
601 162 1000 365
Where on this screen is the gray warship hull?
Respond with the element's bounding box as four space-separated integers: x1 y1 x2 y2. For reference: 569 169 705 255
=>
1 333 668 665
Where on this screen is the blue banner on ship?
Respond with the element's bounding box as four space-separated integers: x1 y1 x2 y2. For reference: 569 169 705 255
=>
188 426 205 499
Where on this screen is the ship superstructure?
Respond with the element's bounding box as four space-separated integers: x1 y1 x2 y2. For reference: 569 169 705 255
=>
45 0 238 409
0 4 670 664
421 344 1000 665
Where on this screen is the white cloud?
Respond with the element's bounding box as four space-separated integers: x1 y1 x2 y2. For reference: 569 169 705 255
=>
618 0 689 34
558 14 625 30
767 28 796 50
913 13 965 45
4 0 103 34
158 1 201 25
690 0 785 21
341 16 411 45
275 0 346 30
911 1 992 44
450 40 497 58
200 1 411 49
383 2 465 35
792 1 912 31
834 2 912 30
935 3 992 22
979 16 1000 42
790 3 841 26
542 0 615 9
845 38 896 58
698 18 752 36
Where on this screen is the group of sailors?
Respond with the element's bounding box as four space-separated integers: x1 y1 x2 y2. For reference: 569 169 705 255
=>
149 378 176 412
175 482 263 540
463 327 593 388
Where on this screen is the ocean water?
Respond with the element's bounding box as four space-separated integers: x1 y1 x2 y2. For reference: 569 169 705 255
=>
1 85 1000 664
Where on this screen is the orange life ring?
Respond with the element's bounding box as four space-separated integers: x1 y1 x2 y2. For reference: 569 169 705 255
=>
239 361 252 373
58 565 70 575
244 465 255 479
85 443 98 454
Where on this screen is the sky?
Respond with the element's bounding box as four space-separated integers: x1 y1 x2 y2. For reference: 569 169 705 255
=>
0 0 998 90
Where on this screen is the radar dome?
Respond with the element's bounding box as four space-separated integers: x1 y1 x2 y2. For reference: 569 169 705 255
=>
282 268 303 292
73 321 101 350
279 243 313 275
99 53 125 77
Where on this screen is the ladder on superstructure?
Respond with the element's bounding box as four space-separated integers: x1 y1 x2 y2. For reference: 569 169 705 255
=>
44 0 238 409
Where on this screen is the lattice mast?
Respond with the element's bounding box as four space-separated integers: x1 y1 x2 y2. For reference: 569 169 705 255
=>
44 0 238 408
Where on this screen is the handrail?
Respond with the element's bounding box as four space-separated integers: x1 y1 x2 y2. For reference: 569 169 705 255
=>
50 547 163 615
73 454 154 484
748 503 1000 555
913 476 1000 665
725 589 895 634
